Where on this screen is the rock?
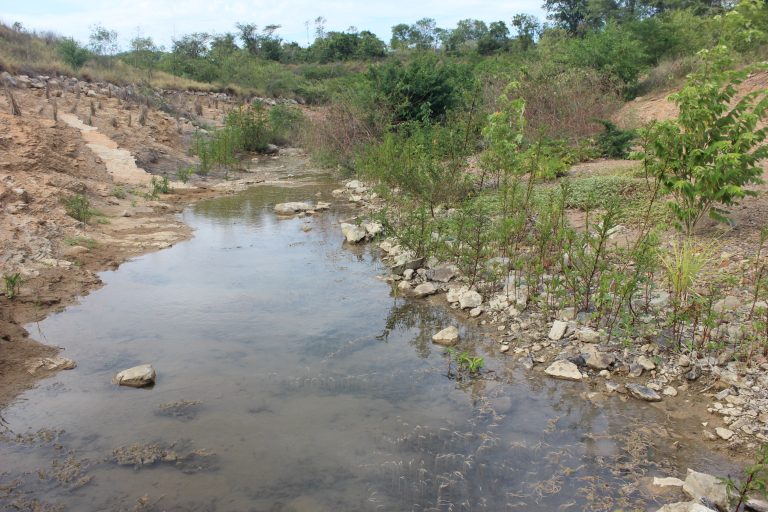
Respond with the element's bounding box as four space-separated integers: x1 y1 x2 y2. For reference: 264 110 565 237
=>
489 294 510 311
469 307 482 318
403 269 414 280
362 221 383 237
558 307 577 321
548 320 568 341
413 283 437 298
576 327 601 344
458 290 482 309
345 180 364 189
626 383 662 402
340 223 367 243
391 257 424 275
446 286 466 303
715 427 734 440
682 469 728 510
274 202 312 215
713 295 740 314
397 281 411 292
314 201 331 211
264 143 279 155
678 355 692 367
26 356 77 374
500 344 510 353
637 355 657 371
432 326 459 346
656 502 716 512
544 360 583 381
428 265 457 283
113 364 156 388
653 477 685 488
686 367 702 381
663 386 678 397
584 348 614 370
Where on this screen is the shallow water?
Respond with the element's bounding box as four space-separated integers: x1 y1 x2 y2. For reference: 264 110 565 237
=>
1 176 737 511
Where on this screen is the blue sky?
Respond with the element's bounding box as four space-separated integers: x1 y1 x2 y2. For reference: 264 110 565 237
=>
0 0 545 49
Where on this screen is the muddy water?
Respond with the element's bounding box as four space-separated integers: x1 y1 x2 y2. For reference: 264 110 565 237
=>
1 176 737 511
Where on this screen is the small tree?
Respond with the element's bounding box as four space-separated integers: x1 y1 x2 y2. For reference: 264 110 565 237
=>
638 46 768 234
57 38 90 69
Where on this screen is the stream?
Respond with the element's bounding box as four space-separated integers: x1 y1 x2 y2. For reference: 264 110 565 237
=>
0 171 738 511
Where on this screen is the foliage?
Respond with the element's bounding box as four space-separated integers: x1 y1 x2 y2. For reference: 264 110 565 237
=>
57 38 90 69
724 443 768 511
595 120 636 158
368 54 470 124
637 47 768 233
149 176 171 197
564 175 642 210
3 273 23 300
61 194 94 223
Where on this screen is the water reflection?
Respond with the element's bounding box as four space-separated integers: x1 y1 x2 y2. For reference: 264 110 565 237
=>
0 180 738 511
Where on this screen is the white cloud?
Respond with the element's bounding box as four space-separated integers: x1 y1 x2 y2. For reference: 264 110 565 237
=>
1 0 544 49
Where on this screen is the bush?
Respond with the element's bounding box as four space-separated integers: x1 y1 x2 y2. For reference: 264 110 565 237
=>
638 47 768 233
595 120 635 158
62 194 93 222
57 38 90 70
564 175 642 210
368 54 470 124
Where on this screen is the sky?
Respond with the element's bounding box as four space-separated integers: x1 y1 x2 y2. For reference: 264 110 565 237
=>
0 0 545 49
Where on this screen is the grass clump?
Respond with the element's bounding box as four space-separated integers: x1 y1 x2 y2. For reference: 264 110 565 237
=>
3 273 23 299
64 236 97 249
62 194 94 223
563 175 643 210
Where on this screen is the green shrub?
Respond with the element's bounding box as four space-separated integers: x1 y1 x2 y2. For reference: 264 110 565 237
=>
368 53 470 124
3 273 23 299
565 175 642 210
57 38 90 69
637 47 768 233
62 194 94 223
595 120 635 158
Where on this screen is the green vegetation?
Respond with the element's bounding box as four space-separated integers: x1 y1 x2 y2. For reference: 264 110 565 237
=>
637 46 768 234
2 273 23 300
61 194 94 223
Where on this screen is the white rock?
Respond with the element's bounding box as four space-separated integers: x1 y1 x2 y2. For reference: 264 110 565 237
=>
403 269 414 280
113 364 156 388
656 502 716 512
432 326 459 346
458 290 482 309
340 223 367 243
469 307 482 318
363 221 383 237
413 283 437 298
489 294 509 311
682 469 728 510
713 295 740 314
446 286 467 303
715 427 734 440
653 476 685 488
662 386 678 397
26 356 77 374
576 327 601 344
273 202 312 215
548 320 568 341
345 180 364 189
544 360 582 381
637 355 657 371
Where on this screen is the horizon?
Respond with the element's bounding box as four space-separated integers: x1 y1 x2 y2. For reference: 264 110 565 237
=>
0 0 545 50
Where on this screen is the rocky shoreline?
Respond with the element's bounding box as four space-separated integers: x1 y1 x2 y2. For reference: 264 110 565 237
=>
325 176 768 510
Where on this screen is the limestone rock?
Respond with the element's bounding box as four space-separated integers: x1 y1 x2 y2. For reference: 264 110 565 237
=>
637 355 657 371
340 223 367 243
113 364 156 388
576 327 601 344
413 282 438 298
682 469 728 510
548 320 568 341
363 221 383 237
626 383 662 402
544 360 583 381
428 265 457 283
26 356 77 374
432 326 459 346
584 348 614 370
656 502 716 512
715 427 734 440
653 477 685 488
273 202 312 215
458 290 482 309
